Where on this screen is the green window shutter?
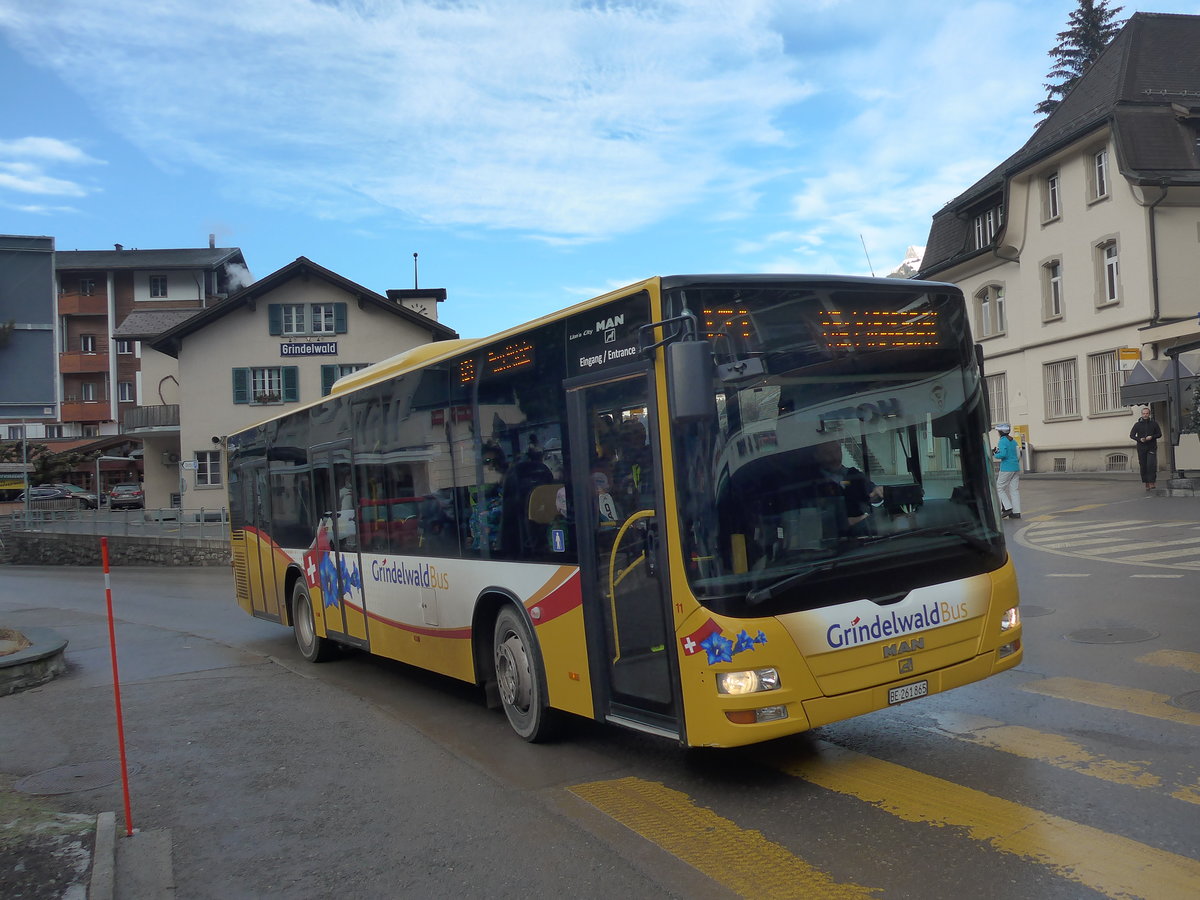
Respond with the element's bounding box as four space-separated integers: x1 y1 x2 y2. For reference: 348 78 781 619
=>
334 303 347 334
282 366 299 402
321 365 336 396
232 368 249 404
268 304 282 335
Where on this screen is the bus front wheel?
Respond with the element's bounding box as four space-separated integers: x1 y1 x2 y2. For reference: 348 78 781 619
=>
292 581 336 663
493 606 558 742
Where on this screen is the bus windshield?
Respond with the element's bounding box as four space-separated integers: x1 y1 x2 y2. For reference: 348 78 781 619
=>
666 280 1005 616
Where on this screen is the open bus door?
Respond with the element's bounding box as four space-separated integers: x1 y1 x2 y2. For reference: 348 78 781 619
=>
310 442 370 650
568 371 680 740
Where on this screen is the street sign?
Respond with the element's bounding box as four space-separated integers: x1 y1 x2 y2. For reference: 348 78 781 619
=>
181 460 198 470
1118 347 1141 371
1010 424 1030 450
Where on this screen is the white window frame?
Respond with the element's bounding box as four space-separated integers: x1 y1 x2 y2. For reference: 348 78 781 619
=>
1087 350 1126 416
82 382 97 402
280 304 307 335
311 303 336 334
46 425 63 439
1093 148 1109 200
116 339 134 355
1043 259 1064 320
7 425 25 440
80 334 97 353
1043 172 1061 221
986 373 1009 426
1097 239 1120 306
149 275 169 298
250 367 283 404
118 381 135 403
1043 358 1080 420
974 284 1005 338
80 278 96 296
195 450 222 487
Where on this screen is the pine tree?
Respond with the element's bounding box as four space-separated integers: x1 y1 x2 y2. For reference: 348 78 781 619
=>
1035 0 1126 119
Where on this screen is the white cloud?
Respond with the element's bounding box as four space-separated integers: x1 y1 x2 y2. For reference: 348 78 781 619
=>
0 0 815 240
0 137 101 198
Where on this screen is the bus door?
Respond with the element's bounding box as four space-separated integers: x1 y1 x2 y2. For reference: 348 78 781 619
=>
241 458 284 622
568 373 679 737
310 442 370 649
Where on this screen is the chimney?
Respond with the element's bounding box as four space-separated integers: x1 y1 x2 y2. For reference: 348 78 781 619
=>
114 243 123 251
209 233 215 249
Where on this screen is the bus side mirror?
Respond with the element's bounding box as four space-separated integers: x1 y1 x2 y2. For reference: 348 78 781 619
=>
667 339 716 424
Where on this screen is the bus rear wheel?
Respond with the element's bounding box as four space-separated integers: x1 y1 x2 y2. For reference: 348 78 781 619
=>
293 581 336 663
493 606 558 742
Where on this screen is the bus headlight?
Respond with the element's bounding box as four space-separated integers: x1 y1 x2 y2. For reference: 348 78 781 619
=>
716 667 780 695
1000 607 1021 632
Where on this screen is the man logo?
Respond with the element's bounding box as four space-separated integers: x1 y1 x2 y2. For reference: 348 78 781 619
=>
604 328 616 343
899 658 914 674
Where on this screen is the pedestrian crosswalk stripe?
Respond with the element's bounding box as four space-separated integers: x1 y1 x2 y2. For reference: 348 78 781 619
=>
770 740 1200 898
1022 677 1200 727
568 776 880 899
1138 649 1200 674
1130 573 1186 578
1073 536 1200 556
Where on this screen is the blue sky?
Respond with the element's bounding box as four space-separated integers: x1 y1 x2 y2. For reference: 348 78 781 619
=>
4 0 1199 339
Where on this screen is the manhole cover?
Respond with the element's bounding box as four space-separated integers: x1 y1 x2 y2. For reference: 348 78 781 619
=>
1169 691 1200 713
1065 627 1159 644
15 760 139 796
1020 605 1054 618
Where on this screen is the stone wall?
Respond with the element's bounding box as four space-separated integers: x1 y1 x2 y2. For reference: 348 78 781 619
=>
6 531 230 567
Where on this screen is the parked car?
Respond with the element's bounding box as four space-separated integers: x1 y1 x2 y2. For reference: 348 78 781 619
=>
48 483 99 509
16 486 72 503
108 483 145 510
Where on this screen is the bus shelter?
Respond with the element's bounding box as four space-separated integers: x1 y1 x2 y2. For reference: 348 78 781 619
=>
1121 350 1199 476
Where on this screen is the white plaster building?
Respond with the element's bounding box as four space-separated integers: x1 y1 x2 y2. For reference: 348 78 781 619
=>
918 12 1200 476
127 256 456 511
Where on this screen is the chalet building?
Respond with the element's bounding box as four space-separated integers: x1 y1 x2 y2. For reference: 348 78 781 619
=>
126 256 457 510
918 12 1200 476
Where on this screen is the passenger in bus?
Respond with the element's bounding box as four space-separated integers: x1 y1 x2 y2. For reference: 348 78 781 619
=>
808 440 883 537
499 439 554 555
613 418 653 508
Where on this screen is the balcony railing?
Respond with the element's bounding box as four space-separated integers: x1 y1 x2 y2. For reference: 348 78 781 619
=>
59 350 110 373
61 400 112 422
123 404 181 432
57 293 108 316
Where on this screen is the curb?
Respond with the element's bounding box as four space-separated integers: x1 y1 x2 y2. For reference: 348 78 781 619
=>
91 811 116 900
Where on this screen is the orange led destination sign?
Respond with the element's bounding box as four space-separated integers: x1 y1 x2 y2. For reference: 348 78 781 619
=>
819 310 940 349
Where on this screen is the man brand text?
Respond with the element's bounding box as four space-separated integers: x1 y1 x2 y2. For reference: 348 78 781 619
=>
596 314 624 332
883 637 924 658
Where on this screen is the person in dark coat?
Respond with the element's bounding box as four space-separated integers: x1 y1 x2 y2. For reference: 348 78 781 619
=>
1129 407 1163 490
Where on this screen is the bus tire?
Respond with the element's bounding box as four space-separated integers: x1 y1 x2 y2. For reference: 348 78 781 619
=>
292 581 336 663
493 605 558 742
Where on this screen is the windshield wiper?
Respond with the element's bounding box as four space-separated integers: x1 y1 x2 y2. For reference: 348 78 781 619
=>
867 525 996 554
745 559 845 606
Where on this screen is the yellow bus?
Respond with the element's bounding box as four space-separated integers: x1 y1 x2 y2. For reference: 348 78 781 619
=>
227 275 1022 748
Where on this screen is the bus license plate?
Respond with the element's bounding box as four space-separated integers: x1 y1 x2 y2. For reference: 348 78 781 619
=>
888 680 928 705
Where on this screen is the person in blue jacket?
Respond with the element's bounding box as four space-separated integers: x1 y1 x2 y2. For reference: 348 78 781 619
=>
993 424 1021 519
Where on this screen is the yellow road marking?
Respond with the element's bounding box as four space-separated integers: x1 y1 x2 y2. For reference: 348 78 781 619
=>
569 776 880 900
1022 677 1200 727
927 711 1158 787
773 740 1200 899
1138 649 1200 674
1059 504 1110 512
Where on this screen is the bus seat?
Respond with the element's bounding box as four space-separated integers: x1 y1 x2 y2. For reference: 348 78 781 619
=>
527 484 562 525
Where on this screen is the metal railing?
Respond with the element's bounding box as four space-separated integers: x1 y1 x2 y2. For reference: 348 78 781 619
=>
6 504 230 542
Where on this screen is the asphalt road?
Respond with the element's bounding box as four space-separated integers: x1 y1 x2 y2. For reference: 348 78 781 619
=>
1 476 1197 899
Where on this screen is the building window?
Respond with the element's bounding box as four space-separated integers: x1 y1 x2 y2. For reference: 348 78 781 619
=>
311 304 336 334
1092 147 1109 200
82 382 97 402
1106 453 1129 472
195 450 222 486
116 339 134 355
80 278 96 296
46 425 63 438
1097 240 1120 305
972 204 1004 250
80 334 97 353
974 284 1005 338
118 381 135 403
149 275 168 298
7 425 25 440
280 304 306 335
82 425 99 437
1043 259 1064 319
321 363 368 396
1087 350 1125 415
986 373 1008 425
1043 358 1080 420
1043 172 1061 221
232 366 299 404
